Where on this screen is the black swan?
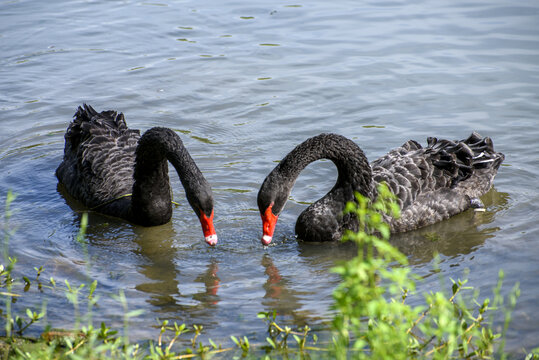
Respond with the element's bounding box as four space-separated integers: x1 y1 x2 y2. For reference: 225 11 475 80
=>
56 104 217 246
257 132 504 245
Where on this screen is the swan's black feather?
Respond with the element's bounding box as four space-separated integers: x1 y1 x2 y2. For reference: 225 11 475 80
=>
372 132 503 232
57 105 137 212
56 104 214 227
258 132 504 242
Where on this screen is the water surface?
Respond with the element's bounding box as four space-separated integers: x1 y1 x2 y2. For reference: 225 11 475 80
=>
1 0 539 355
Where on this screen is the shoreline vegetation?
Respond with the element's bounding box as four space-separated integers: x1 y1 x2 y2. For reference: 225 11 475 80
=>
1 187 537 359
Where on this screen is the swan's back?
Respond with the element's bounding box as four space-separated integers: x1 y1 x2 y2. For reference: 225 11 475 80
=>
56 104 141 209
371 132 504 232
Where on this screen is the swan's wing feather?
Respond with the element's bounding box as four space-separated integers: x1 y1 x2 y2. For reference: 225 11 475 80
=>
56 104 140 207
372 132 504 232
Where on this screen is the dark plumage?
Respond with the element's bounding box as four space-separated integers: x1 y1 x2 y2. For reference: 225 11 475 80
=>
257 132 504 245
56 104 217 246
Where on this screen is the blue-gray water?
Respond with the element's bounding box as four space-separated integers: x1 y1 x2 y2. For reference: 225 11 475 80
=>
1 0 538 355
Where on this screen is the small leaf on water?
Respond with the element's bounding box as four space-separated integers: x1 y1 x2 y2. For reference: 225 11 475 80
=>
257 312 267 319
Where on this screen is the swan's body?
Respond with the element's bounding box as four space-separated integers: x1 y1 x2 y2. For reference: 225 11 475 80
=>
257 132 504 245
56 104 217 246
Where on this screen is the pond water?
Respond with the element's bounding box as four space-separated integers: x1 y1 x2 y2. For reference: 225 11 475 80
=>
1 0 539 355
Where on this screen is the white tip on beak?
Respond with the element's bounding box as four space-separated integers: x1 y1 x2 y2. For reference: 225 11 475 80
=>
205 234 218 246
261 234 272 246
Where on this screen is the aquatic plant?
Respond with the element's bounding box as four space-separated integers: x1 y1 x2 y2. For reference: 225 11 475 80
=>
331 183 521 359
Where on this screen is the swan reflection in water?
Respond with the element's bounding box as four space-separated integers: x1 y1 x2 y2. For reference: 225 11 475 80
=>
133 224 221 313
389 187 509 265
58 183 221 315
260 253 330 327
295 187 509 269
262 254 284 300
58 193 220 318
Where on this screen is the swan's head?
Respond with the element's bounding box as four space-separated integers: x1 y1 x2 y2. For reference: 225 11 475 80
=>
257 173 289 246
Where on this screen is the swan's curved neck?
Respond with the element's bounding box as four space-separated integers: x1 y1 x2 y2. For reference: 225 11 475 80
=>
278 133 373 198
131 127 212 226
257 133 374 245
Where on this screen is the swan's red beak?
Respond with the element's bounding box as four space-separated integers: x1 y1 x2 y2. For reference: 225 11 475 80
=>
199 210 217 246
261 205 278 246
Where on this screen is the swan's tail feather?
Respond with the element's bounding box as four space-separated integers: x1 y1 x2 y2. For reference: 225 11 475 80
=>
464 132 504 170
75 103 129 132
64 104 139 154
428 132 504 188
